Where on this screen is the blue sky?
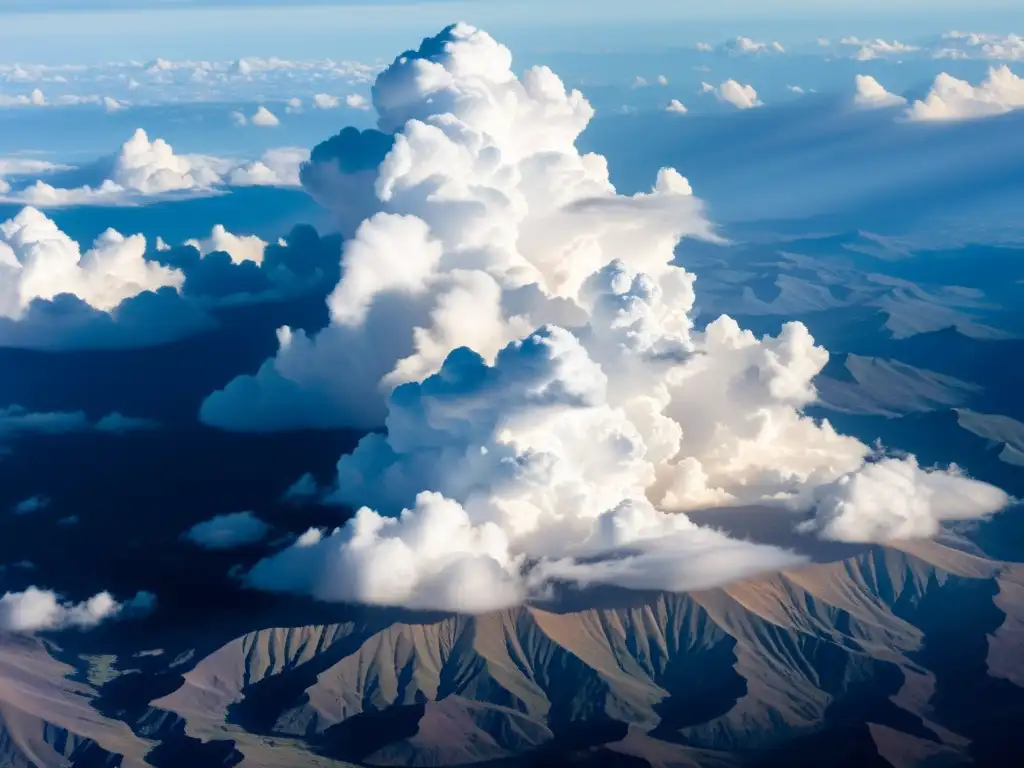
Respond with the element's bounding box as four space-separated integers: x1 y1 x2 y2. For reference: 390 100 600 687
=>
0 0 1022 63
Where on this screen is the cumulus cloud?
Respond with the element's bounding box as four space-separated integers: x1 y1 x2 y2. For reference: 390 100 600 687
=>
907 65 1024 121
8 129 225 205
0 587 156 633
706 80 762 109
853 75 907 109
803 457 1011 542
12 495 49 515
227 146 310 187
0 210 223 349
841 37 920 61
0 206 183 316
931 32 1024 61
184 225 268 265
251 106 281 127
3 131 307 205
198 24 1010 613
183 511 271 550
345 93 370 110
313 93 340 109
719 36 785 55
665 99 688 114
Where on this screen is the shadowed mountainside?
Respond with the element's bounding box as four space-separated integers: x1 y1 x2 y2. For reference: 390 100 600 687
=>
5 538 1019 767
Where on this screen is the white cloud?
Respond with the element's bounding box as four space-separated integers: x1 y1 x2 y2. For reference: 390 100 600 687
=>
719 36 785 55
0 587 155 633
933 32 1024 61
251 105 280 127
183 511 270 550
0 206 183 316
313 93 340 109
103 96 124 112
908 66 1024 121
786 85 805 94
853 75 907 108
231 110 248 126
665 99 688 114
345 93 369 110
803 457 1010 542
226 146 310 188
656 75 669 86
3 131 305 205
695 42 713 52
632 76 648 88
840 37 920 61
8 129 226 205
285 97 303 113
196 24 1010 613
185 225 268 265
707 80 762 109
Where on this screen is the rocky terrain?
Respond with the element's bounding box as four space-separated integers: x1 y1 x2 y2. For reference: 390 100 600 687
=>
4 537 1022 767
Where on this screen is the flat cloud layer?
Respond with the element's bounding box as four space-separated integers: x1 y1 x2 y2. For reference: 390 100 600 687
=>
192 24 1011 613
183 511 271 549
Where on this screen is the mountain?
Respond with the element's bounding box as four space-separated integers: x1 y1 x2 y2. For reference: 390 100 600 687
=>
6 538 1022 767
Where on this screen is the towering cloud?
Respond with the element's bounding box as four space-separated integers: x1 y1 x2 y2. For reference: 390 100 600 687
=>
204 24 1010 613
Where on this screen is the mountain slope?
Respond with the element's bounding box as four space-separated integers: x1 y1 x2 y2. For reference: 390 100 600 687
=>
125 539 1024 767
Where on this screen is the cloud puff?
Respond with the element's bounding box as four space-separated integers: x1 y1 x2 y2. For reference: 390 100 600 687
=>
718 36 785 55
908 66 1024 121
665 99 688 114
0 210 222 349
0 206 183 316
227 147 309 187
853 75 907 109
4 131 305 206
251 106 280 127
345 93 370 110
803 457 1011 542
0 588 155 633
840 37 920 61
184 225 268 265
183 511 271 550
9 129 225 205
932 32 1024 61
12 495 50 515
313 93 340 109
202 24 1010 613
704 80 762 109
